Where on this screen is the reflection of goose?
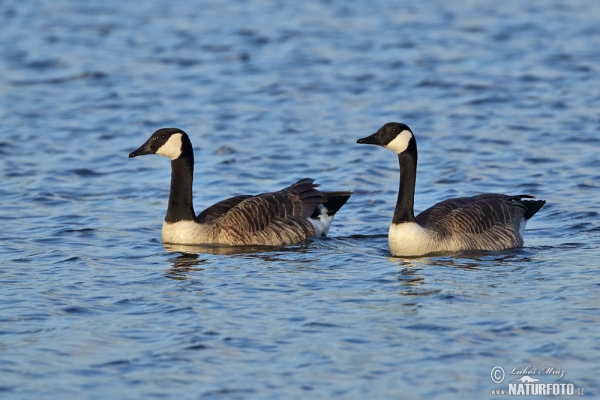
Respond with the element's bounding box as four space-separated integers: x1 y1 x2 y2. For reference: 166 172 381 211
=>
163 243 300 255
357 122 546 256
511 375 541 383
164 253 206 280
130 128 352 246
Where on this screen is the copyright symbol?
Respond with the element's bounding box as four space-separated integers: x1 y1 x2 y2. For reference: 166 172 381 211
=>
491 366 505 384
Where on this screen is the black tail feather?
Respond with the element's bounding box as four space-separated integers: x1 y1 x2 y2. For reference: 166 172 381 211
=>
522 199 546 220
319 191 353 216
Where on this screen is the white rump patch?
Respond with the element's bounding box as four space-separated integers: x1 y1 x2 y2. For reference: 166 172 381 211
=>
156 133 183 160
385 130 413 154
309 205 335 237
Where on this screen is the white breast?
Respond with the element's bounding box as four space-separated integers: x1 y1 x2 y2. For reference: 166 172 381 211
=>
162 220 210 244
388 222 438 256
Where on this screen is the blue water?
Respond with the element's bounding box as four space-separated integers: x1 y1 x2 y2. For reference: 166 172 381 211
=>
1 0 600 398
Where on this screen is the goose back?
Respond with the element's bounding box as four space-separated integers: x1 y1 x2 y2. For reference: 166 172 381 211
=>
415 194 545 251
205 178 325 245
196 195 253 223
169 178 351 247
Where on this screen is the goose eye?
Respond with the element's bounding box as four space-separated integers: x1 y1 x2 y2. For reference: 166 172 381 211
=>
392 127 398 134
160 135 166 140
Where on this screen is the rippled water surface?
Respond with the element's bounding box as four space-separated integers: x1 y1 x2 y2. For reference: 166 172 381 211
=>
1 0 600 398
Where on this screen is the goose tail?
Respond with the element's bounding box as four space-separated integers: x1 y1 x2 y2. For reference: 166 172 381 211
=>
309 191 353 237
521 198 546 220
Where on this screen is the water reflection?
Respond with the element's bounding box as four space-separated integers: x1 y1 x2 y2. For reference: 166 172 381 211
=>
162 242 315 279
164 252 207 280
395 266 441 297
163 242 288 255
389 248 534 270
383 248 537 298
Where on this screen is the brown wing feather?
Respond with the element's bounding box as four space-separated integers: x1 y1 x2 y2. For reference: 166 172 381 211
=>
204 179 327 246
196 195 253 223
416 194 529 250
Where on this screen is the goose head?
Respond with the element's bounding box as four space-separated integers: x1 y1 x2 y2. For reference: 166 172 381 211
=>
129 128 191 160
357 122 416 155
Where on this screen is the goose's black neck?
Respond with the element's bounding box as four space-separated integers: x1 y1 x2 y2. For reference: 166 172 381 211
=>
392 140 418 224
165 144 197 223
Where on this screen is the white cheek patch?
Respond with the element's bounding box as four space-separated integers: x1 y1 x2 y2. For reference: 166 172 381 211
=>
156 133 183 160
385 130 413 154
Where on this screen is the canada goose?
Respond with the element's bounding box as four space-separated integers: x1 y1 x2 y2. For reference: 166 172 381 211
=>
357 122 546 256
129 128 352 246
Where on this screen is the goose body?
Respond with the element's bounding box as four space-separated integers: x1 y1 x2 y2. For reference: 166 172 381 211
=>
130 128 352 247
358 122 545 257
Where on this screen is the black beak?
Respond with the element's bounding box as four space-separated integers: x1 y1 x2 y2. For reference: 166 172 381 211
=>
129 140 153 158
357 132 381 146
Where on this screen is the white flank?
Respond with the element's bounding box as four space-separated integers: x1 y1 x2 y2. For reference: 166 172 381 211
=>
309 205 335 237
385 130 413 154
518 217 527 239
156 133 183 160
388 222 436 256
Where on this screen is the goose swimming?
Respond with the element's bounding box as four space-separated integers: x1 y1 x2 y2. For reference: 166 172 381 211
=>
129 128 352 247
357 122 546 256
